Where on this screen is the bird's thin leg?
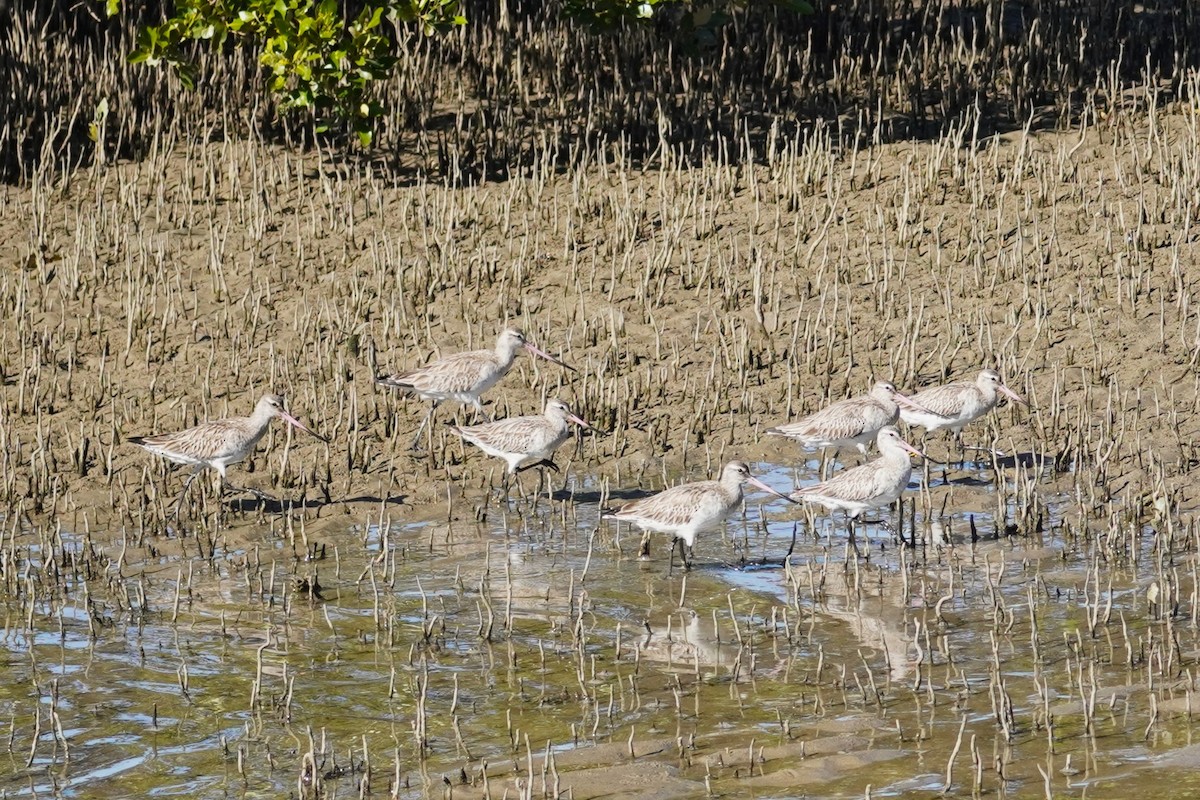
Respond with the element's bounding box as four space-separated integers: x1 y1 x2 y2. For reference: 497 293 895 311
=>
473 398 491 424
952 430 966 464
169 468 204 521
666 537 680 578
410 402 439 451
498 469 512 503
846 516 863 557
511 469 527 505
684 542 695 571
886 499 903 544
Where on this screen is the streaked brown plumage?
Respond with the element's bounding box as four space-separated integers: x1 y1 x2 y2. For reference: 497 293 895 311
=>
128 393 326 516
450 399 591 474
767 381 932 454
603 461 795 570
375 328 575 449
899 369 1027 434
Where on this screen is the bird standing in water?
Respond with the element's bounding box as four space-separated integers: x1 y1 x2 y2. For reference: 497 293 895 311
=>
791 426 925 542
766 380 932 457
603 461 796 572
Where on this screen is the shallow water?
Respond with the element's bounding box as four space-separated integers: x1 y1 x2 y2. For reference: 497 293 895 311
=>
4 453 1200 799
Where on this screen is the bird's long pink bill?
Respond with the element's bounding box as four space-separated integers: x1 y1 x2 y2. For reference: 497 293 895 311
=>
893 392 938 416
999 385 1028 406
746 475 801 504
524 342 577 372
898 439 927 460
567 412 594 430
280 411 329 443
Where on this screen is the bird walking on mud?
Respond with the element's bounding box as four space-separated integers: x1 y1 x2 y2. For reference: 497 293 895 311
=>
899 369 1027 454
449 399 592 492
602 461 796 573
766 380 932 457
375 328 576 450
128 393 327 518
791 426 924 542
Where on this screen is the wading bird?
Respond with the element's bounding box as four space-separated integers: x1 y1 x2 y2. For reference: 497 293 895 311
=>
766 380 931 456
129 393 327 518
376 328 575 450
899 369 1027 453
449 398 592 492
603 461 795 572
791 426 924 541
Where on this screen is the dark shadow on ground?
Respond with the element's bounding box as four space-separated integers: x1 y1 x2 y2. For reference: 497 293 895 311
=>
550 487 656 505
226 493 408 514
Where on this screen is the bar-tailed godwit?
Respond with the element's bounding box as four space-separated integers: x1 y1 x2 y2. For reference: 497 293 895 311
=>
376 328 575 449
899 369 1027 435
449 398 591 477
129 393 327 516
603 461 795 571
791 426 923 538
766 381 931 455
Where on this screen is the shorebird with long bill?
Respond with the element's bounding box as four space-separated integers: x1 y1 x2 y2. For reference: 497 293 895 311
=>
766 380 932 456
792 426 924 540
376 328 575 450
603 461 796 572
129 393 327 517
449 399 592 490
899 369 1027 451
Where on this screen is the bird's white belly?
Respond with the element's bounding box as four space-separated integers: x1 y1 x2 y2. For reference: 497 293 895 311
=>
900 407 965 432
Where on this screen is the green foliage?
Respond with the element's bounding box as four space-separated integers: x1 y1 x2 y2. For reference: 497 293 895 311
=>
120 0 465 146
108 0 811 147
